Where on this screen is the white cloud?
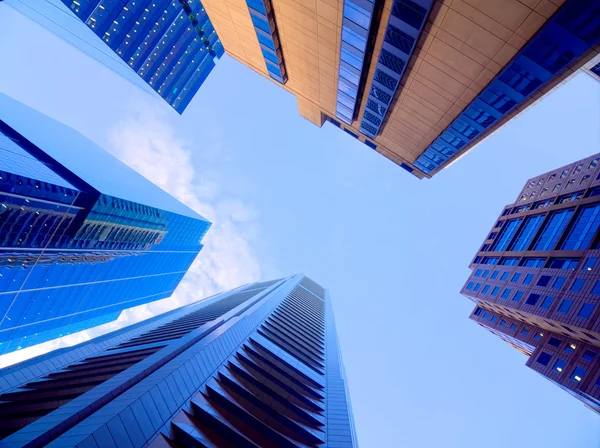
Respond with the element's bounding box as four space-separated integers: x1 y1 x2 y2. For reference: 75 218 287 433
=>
0 104 262 368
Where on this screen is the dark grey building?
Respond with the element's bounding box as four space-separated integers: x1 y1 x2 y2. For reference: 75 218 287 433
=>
0 274 357 447
461 153 600 414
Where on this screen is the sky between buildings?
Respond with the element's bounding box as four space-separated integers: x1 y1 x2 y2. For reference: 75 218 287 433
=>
1 4 600 447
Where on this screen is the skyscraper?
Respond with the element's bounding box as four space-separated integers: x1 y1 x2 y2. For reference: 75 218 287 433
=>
461 153 600 413
0 274 357 448
4 0 224 113
0 93 211 355
200 0 600 177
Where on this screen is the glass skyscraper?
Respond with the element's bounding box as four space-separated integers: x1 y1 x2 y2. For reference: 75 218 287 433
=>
4 0 224 113
0 274 357 447
0 93 211 355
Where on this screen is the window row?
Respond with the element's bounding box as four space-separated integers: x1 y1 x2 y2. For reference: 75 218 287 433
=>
525 158 599 190
484 203 600 253
536 351 587 383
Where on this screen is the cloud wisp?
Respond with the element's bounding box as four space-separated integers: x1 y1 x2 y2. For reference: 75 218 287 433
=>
0 104 262 368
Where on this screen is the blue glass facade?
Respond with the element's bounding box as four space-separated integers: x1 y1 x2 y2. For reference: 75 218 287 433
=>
0 275 357 447
0 93 211 355
413 0 600 174
6 0 224 113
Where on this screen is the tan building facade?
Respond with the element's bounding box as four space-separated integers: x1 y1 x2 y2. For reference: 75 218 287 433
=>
201 0 600 178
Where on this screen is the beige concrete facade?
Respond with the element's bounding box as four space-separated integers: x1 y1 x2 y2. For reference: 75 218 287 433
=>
201 0 597 177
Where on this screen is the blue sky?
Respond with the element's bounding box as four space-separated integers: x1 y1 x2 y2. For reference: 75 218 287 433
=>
1 4 600 446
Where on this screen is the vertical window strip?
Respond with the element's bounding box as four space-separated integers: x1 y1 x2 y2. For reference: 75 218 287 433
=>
533 209 575 250
491 219 523 252
509 214 545 251
358 0 434 137
245 0 287 84
561 203 600 250
335 0 376 124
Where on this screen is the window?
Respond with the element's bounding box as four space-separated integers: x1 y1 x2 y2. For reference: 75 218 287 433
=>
510 323 517 331
525 293 541 306
580 174 590 184
474 307 483 316
482 285 490 294
537 275 552 287
496 220 504 228
534 332 543 341
475 269 482 277
491 286 500 297
500 257 519 266
500 272 509 281
588 187 600 198
583 331 599 341
553 276 567 290
560 169 569 178
521 258 546 268
534 199 553 209
474 283 481 292
548 258 580 270
491 315 498 323
510 214 545 251
540 296 555 309
491 270 499 280
557 299 573 314
483 312 490 319
536 352 552 366
589 158 599 169
523 273 534 285
499 319 507 327
521 328 529 336
574 164 583 174
570 278 585 292
483 270 490 278
548 337 562 347
570 366 585 382
583 257 598 271
466 282 474 290
558 191 583 203
565 343 576 353
511 272 521 283
533 209 574 250
577 303 595 319
501 288 512 299
583 350 596 361
553 359 566 373
513 291 524 302
491 218 523 251
552 183 562 193
561 204 600 250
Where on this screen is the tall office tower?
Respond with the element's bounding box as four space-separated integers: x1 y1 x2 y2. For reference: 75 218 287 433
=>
3 0 224 113
0 275 357 448
461 154 600 413
0 93 211 355
200 0 600 178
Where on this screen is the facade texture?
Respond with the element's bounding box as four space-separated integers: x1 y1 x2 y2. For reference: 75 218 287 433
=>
0 93 211 355
461 153 600 414
0 274 357 448
5 0 224 113
200 0 600 177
